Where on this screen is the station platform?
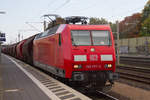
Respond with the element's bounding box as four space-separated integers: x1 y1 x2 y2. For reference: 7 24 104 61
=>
0 54 91 100
0 54 53 100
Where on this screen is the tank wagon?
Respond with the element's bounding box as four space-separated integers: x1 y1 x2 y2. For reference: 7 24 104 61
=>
2 16 118 89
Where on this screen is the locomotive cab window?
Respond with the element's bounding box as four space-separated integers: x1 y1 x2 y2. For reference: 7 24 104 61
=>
71 30 91 46
92 30 112 46
71 30 112 46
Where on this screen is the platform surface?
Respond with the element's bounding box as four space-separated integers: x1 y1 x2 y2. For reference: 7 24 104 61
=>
0 54 92 100
0 54 51 100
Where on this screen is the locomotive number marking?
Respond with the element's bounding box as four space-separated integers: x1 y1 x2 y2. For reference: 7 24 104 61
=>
86 65 101 68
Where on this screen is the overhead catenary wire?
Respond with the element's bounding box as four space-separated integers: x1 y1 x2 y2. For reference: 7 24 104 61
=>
36 0 59 17
53 0 71 12
25 22 42 33
71 2 98 13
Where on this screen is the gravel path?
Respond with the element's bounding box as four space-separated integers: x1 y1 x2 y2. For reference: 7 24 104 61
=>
109 82 150 100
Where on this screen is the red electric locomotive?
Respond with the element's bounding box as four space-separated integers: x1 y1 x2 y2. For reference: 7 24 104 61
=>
2 16 118 89
33 16 118 88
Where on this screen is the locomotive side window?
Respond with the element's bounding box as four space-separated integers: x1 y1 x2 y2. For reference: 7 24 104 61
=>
41 30 49 37
92 31 112 46
71 30 91 46
34 33 42 40
47 25 59 35
59 34 61 46
38 25 59 38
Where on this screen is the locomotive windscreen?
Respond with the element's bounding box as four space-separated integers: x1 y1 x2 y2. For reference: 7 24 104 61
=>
71 30 112 46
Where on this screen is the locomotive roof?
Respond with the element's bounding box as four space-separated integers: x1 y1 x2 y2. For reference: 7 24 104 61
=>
55 24 111 33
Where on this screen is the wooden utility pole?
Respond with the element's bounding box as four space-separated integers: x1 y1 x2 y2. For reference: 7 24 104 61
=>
116 21 120 65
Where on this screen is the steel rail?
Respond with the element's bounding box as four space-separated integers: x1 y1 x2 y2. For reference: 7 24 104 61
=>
120 56 150 67
117 65 150 73
117 65 150 84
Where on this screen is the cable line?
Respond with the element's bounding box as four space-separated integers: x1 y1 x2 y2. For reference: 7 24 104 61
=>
53 0 71 12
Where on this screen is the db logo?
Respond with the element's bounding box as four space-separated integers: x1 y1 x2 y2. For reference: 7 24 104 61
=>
90 55 98 61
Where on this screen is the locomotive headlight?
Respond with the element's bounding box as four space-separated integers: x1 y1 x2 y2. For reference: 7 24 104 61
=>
74 65 79 69
74 65 82 69
105 64 112 68
108 64 112 68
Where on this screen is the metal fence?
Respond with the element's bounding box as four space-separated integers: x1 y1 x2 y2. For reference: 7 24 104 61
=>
116 37 150 55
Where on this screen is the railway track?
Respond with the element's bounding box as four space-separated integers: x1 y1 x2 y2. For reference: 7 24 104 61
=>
120 56 150 67
94 90 119 100
75 87 119 100
117 65 150 84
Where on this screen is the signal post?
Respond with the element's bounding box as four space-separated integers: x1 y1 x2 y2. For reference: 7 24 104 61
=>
116 21 120 65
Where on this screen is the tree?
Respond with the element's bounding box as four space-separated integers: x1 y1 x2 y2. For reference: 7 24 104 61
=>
141 0 150 22
109 22 117 39
109 22 117 33
119 13 141 38
140 15 150 36
89 17 108 25
139 0 150 36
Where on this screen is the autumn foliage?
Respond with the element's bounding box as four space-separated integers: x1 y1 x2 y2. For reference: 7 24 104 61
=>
120 0 150 38
89 0 150 38
119 13 141 38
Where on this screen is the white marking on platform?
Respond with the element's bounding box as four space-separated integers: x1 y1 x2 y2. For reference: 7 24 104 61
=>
97 91 119 100
5 89 19 92
5 55 61 100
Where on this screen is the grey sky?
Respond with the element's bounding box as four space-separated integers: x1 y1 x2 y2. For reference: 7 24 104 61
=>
0 0 148 44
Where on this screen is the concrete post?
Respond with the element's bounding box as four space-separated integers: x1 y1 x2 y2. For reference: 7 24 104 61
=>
116 21 120 65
